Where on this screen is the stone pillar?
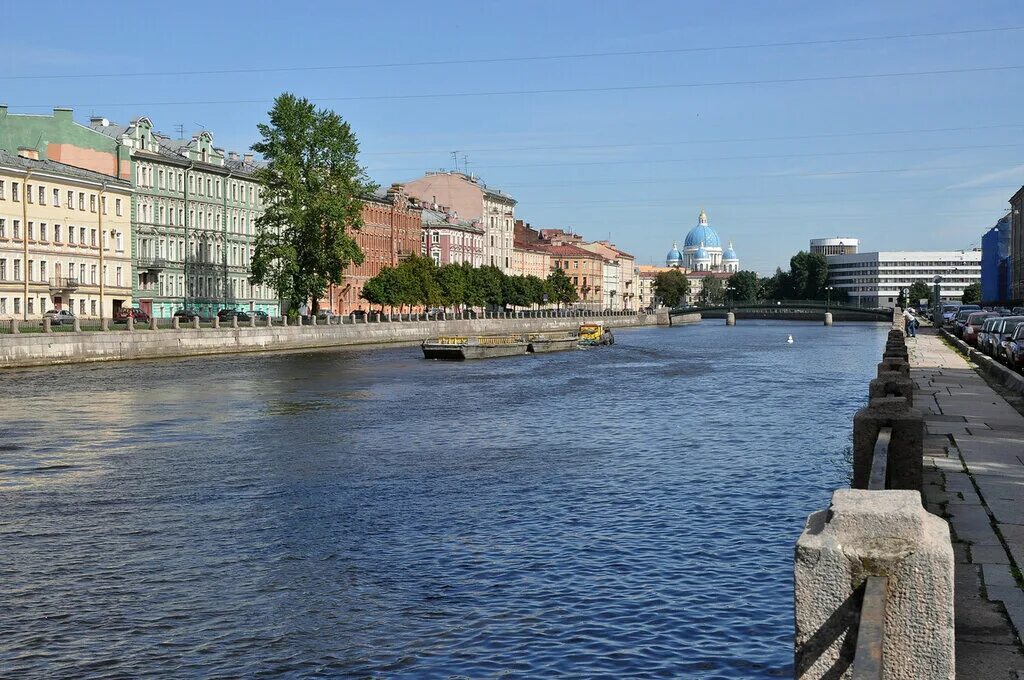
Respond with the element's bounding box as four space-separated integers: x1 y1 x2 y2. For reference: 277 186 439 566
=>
877 358 910 378
74 318 82 332
725 311 736 326
311 314 317 326
192 316 200 330
267 316 273 327
213 316 220 330
869 372 914 405
231 315 238 329
43 318 52 333
11 318 19 334
852 397 924 491
823 312 833 326
126 316 134 332
249 314 256 328
100 318 109 331
149 317 157 331
282 315 288 327
794 489 954 680
172 317 180 330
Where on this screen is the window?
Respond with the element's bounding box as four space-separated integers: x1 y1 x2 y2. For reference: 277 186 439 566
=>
0 299 5 314
0 219 4 238
38 185 46 205
69 226 75 244
91 300 96 316
14 298 20 315
116 232 123 251
26 184 33 203
27 260 33 282
39 223 46 241
27 297 33 315
79 263 85 282
101 196 107 215
39 261 46 280
116 267 122 286
53 188 60 206
12 182 20 201
80 299 85 315
91 265 97 284
0 179 4 199
28 222 34 240
54 225 60 242
206 178 211 195
13 220 20 240
78 192 85 210
0 259 5 280
115 198 122 216
90 229 97 247
90 194 96 212
67 190 74 207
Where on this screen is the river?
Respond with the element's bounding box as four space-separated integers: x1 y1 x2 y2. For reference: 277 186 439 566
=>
0 320 886 678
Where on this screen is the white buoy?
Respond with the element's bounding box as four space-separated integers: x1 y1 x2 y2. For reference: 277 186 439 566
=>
787 335 794 344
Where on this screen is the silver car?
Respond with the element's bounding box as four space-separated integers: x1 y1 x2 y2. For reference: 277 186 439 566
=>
41 309 76 326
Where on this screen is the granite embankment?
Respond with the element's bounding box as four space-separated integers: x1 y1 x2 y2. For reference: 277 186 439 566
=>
0 312 663 368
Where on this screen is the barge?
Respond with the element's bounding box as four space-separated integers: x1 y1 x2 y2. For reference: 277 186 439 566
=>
527 332 580 353
422 335 529 360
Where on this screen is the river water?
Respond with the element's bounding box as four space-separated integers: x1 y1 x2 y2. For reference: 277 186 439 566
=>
0 321 886 678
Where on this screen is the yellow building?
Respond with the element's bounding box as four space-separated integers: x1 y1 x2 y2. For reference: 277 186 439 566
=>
0 149 133 320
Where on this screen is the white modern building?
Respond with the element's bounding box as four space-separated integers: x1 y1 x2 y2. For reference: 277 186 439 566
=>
826 250 981 308
810 237 859 256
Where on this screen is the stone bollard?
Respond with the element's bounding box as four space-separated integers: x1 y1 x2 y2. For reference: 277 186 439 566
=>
725 311 736 326
282 315 288 327
149 317 157 331
267 316 273 327
43 318 52 333
11 318 19 334
101 318 109 331
192 316 200 330
878 357 910 378
311 314 317 326
823 312 833 326
883 343 909 361
794 489 954 680
74 318 82 332
172 317 180 330
213 316 220 329
250 314 256 328
232 315 238 329
888 329 905 342
869 371 914 405
852 396 924 491
126 316 134 332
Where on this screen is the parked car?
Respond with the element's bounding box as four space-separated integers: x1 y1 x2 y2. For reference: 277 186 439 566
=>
316 310 338 321
962 312 997 347
113 307 150 324
953 307 983 337
173 308 212 322
977 316 1003 356
940 305 962 325
217 309 252 322
993 317 1024 364
1007 324 1024 371
251 310 269 321
41 309 76 326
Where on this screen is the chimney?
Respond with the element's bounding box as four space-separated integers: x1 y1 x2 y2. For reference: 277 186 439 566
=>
228 151 239 161
89 116 109 127
53 107 73 123
243 153 254 164
17 147 39 160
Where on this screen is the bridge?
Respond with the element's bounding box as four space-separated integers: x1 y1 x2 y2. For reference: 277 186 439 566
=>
669 301 892 323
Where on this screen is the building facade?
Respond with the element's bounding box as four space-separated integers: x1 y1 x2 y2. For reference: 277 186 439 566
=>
580 240 638 310
421 207 485 266
0 149 132 319
548 244 605 307
826 250 982 308
322 186 422 315
810 237 859 256
981 214 1011 304
401 171 516 273
1011 186 1024 303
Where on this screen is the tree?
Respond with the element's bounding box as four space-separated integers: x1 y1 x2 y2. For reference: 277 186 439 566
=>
653 269 690 307
962 282 981 304
523 275 548 309
757 268 784 301
726 270 759 302
398 255 441 310
436 263 467 312
699 275 725 304
474 265 506 310
250 93 377 315
360 265 401 312
908 281 932 307
546 268 578 308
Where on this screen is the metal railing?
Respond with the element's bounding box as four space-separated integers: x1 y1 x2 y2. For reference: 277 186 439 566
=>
851 575 889 680
48 277 80 291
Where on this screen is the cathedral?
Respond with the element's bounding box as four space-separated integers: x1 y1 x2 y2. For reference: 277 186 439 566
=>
666 209 740 273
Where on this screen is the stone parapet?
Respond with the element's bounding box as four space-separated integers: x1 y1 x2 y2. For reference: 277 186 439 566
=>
853 397 924 492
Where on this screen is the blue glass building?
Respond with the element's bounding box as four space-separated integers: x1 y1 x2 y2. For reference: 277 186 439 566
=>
981 214 1012 304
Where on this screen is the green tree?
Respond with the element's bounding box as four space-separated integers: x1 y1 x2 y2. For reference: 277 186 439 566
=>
546 268 578 308
397 255 441 310
474 265 506 310
757 268 783 301
908 281 932 307
435 263 467 312
726 270 759 302
653 269 690 307
523 275 548 309
250 93 377 314
360 266 402 313
962 282 981 304
699 275 725 304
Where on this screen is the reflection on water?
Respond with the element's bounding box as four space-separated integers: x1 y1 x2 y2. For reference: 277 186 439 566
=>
0 322 884 678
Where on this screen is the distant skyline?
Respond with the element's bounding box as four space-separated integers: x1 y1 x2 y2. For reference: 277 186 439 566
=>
3 0 1022 274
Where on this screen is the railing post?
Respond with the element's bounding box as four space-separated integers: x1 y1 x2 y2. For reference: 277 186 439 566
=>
149 317 157 331
282 315 288 327
74 318 82 332
267 315 273 327
795 489 954 680
232 315 238 329
172 317 180 330
249 314 256 328
126 316 134 332
43 318 52 333
192 316 200 330
852 397 924 492
212 316 220 330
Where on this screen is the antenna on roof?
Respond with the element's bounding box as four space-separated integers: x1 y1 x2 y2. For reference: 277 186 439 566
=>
174 124 185 140
451 150 460 173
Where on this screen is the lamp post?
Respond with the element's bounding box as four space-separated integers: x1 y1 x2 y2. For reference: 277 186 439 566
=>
725 285 736 309
932 274 943 324
825 285 834 311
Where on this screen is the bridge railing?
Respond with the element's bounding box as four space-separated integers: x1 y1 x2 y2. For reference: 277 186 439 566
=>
794 327 954 679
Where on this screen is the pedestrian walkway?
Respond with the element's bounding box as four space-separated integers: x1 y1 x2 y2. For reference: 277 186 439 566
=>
910 328 1024 678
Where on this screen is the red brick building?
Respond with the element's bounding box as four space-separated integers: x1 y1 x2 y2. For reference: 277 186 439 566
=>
321 185 422 314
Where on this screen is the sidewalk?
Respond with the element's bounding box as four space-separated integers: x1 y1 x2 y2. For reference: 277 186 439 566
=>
911 328 1024 678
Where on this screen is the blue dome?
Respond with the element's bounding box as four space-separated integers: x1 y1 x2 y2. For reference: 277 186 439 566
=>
685 225 721 249
666 244 682 265
694 246 711 260
723 246 738 261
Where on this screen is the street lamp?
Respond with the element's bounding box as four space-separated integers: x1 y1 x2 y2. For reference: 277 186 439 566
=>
932 274 943 323
825 285 834 311
725 285 736 309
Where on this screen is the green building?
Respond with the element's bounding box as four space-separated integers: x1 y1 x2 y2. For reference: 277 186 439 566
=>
0 106 279 318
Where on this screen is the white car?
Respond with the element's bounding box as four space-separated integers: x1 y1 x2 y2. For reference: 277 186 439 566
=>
41 309 76 326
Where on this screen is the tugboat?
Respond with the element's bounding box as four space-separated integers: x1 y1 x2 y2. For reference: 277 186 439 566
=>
422 334 529 360
578 322 614 347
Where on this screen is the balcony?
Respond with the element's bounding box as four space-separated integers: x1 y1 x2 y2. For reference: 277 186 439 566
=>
137 257 170 273
49 277 80 293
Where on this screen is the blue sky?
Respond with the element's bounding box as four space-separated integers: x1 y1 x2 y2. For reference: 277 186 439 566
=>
3 0 1022 273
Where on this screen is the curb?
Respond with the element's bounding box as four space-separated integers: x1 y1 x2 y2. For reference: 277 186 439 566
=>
940 328 1024 396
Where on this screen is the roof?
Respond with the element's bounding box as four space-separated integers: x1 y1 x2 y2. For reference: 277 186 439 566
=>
543 244 605 258
0 149 132 189
421 207 483 234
